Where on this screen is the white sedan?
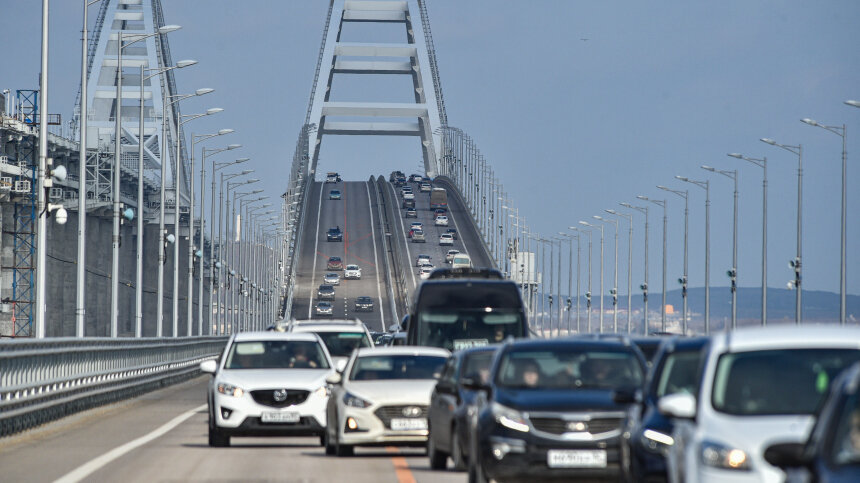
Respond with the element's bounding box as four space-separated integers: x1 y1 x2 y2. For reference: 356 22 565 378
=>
324 347 450 456
434 215 449 226
201 332 336 447
418 265 434 279
344 264 361 280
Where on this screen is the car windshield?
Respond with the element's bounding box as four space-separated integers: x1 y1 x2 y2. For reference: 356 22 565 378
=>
224 340 330 370
712 349 860 416
315 331 372 358
496 349 644 390
349 355 447 381
655 349 704 397
461 351 495 384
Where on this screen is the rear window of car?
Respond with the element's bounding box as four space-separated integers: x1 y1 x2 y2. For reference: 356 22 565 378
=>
315 331 372 358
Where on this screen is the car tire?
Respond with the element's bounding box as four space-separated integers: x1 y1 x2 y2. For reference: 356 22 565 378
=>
208 410 230 448
451 431 467 471
335 435 354 457
427 432 448 470
324 429 336 455
467 460 489 483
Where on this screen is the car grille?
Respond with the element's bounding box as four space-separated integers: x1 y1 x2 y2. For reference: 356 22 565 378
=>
374 405 428 429
529 416 623 436
250 389 310 408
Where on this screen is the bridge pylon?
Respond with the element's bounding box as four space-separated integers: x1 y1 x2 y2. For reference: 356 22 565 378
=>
304 0 448 179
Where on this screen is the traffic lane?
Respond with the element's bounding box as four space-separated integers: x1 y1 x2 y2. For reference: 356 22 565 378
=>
290 181 324 320
441 179 494 268
0 377 209 483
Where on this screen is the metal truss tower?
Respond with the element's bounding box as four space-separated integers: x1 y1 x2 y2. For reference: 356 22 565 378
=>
305 0 448 178
80 0 188 214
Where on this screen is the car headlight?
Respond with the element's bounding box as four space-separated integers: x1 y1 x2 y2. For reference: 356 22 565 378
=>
700 440 751 471
216 382 244 398
491 402 529 433
640 429 674 453
343 391 372 408
314 385 329 398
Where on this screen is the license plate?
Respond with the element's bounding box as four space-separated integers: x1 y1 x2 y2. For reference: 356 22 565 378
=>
547 449 607 468
261 411 300 423
390 418 427 431
453 339 489 350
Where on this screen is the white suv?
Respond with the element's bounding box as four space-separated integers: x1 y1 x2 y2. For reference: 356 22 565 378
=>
288 319 375 366
661 325 860 483
344 264 361 280
201 331 335 447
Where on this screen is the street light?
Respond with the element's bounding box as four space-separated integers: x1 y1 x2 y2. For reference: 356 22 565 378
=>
594 216 619 332
638 196 667 331
728 152 767 326
657 185 689 333
229 188 263 330
676 176 710 334
580 221 604 332
111 24 181 337
558 231 579 335
702 166 738 329
800 118 847 324
760 137 802 325
572 226 593 332
621 202 649 335
606 209 633 334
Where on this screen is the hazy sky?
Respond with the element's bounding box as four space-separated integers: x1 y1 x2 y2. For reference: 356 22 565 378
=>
2 0 858 296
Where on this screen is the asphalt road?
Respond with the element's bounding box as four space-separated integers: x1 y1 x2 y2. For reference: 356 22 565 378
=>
0 377 467 483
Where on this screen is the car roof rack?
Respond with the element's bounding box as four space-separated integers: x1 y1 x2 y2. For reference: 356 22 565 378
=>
427 267 504 280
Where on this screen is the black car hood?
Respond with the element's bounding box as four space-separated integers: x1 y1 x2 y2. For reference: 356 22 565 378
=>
495 387 628 413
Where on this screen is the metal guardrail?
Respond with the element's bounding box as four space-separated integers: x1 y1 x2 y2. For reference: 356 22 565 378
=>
0 337 227 437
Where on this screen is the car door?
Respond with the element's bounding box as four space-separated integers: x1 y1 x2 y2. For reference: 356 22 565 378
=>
430 356 459 452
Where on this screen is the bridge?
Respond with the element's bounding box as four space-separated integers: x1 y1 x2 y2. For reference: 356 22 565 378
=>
1 0 856 481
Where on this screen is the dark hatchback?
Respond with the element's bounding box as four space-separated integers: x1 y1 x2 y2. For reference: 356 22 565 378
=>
466 338 647 483
619 336 709 483
765 361 860 483
326 227 343 242
428 346 497 471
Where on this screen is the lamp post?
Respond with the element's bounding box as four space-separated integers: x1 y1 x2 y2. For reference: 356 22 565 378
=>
760 139 802 324
219 176 257 333
244 204 273 330
702 166 738 329
621 203 648 334
580 221 604 332
800 118 847 325
558 232 577 335
594 216 619 332
197 144 241 334
729 153 767 326
658 185 689 333
135 61 197 338
210 161 250 334
186 133 236 335
676 176 710 334
606 210 633 333
638 196 666 331
112 24 181 337
230 191 264 330
573 226 593 332
76 0 104 337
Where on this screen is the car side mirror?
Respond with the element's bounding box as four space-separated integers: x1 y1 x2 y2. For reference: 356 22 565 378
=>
199 360 218 374
612 388 639 404
335 359 348 373
763 442 809 469
657 393 697 419
400 314 410 331
388 323 401 333
326 372 342 385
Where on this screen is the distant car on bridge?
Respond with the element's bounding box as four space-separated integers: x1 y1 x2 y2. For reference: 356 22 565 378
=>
344 264 361 280
325 172 341 183
327 256 343 270
328 189 342 200
439 234 454 246
326 227 343 242
354 296 374 312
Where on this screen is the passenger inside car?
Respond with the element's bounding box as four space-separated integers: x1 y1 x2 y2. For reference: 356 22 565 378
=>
835 408 860 464
517 360 542 388
289 344 319 369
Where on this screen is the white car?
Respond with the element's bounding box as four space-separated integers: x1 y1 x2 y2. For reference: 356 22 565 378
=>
324 346 450 456
419 182 432 192
200 332 335 447
324 272 340 285
403 191 415 200
410 222 423 230
439 234 454 246
445 249 460 262
434 215 448 226
418 265 433 279
661 325 860 483
287 319 375 367
416 254 431 266
344 264 361 280
451 254 472 269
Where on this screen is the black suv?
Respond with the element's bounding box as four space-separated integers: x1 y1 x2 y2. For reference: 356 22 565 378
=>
428 346 497 471
619 337 708 482
466 338 646 483
326 226 343 242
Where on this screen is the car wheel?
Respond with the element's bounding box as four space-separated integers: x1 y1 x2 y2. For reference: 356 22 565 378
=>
207 408 230 447
451 431 467 471
334 416 354 457
467 459 489 483
324 428 335 455
427 431 448 470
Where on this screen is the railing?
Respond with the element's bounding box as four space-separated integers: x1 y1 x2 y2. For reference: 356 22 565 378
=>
0 337 227 437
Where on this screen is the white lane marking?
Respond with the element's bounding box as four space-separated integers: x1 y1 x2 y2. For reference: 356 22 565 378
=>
308 182 324 319
54 404 207 483
365 181 386 331
389 183 418 290
446 196 471 260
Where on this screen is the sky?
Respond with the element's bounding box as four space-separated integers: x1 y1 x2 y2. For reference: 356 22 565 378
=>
2 0 858 297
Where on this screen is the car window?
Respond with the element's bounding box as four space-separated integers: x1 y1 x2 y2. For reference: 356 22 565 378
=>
655 349 703 397
315 331 372 358
349 355 447 381
831 392 860 465
712 349 860 416
496 349 643 390
460 351 494 384
224 340 330 370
